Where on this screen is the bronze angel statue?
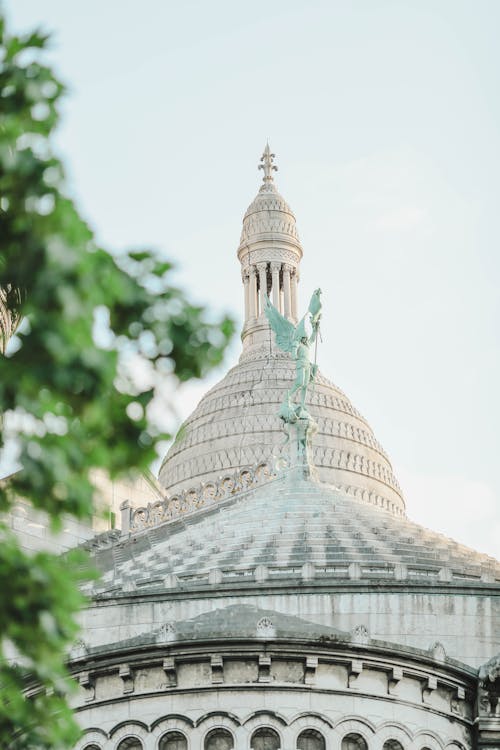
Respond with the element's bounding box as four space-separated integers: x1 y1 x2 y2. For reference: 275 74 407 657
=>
264 289 322 423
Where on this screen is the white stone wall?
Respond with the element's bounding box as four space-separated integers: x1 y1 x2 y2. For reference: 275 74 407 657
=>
79 589 500 669
7 501 95 554
71 659 473 750
6 469 162 554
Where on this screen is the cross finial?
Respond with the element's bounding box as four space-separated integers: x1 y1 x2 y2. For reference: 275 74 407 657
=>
258 142 278 183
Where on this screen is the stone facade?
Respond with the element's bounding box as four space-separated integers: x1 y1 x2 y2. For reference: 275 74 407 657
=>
70 468 500 747
8 470 163 555
23 148 500 749
67 622 477 750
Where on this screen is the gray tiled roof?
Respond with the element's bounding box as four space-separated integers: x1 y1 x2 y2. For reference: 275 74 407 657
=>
86 475 500 596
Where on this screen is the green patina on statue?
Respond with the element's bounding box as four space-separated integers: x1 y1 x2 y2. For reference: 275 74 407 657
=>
264 289 322 424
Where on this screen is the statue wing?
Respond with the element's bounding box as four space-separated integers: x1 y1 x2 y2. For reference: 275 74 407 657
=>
264 296 297 354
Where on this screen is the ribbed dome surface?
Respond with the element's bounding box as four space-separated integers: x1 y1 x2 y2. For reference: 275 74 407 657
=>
159 352 405 516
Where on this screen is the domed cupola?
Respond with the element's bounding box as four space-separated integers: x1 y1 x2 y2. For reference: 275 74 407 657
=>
238 143 302 259
238 144 303 359
158 146 405 517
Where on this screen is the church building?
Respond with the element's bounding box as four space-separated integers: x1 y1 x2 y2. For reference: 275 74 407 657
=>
44 149 500 749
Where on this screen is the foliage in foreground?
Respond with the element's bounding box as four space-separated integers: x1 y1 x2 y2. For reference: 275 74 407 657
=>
0 14 234 748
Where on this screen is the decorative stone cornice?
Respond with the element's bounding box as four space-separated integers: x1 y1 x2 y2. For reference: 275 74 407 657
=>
130 461 275 531
69 636 476 749
128 455 406 536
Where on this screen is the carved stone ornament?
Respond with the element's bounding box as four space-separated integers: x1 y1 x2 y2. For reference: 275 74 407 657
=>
429 641 446 662
157 622 177 644
239 247 301 267
70 639 88 660
480 653 500 684
351 624 370 645
131 461 277 530
258 142 277 183
478 653 500 716
78 670 95 703
256 616 276 639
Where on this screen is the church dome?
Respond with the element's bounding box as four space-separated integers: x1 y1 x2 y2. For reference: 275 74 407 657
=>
74 148 500 750
158 354 405 516
237 143 303 274
159 145 404 517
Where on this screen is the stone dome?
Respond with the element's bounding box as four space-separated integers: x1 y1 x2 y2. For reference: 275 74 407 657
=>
238 180 302 254
159 144 405 517
73 148 500 750
158 352 405 517
237 144 303 274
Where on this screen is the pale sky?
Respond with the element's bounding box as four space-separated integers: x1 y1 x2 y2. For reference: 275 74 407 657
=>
6 1 500 558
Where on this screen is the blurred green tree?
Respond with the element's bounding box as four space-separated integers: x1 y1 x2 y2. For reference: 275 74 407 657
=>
0 13 234 748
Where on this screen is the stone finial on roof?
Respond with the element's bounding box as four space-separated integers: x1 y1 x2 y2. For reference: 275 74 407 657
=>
258 142 277 184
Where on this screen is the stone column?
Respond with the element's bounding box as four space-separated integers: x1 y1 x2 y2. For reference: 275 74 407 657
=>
270 262 281 310
257 262 268 317
283 264 292 319
291 268 298 321
249 266 257 319
242 270 250 323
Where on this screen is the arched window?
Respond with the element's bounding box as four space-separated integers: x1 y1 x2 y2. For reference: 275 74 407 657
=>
160 731 188 750
383 742 403 750
251 728 281 750
83 746 101 750
297 729 325 750
117 739 143 750
341 734 368 750
204 728 234 750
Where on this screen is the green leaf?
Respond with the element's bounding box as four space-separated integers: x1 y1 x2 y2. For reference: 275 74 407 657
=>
0 10 234 748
